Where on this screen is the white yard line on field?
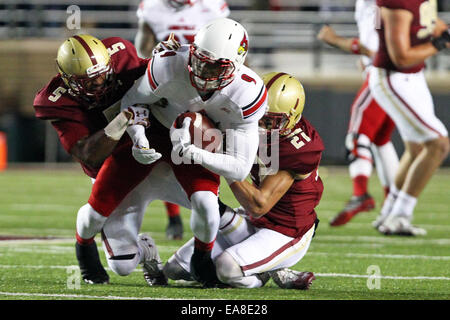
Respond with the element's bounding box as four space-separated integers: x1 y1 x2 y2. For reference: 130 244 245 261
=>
309 252 450 261
316 235 450 245
316 273 450 281
0 291 187 300
4 204 79 211
0 264 448 281
326 222 450 231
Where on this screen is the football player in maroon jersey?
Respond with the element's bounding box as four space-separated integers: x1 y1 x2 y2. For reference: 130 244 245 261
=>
33 34 164 284
317 0 399 227
164 72 322 289
368 0 449 235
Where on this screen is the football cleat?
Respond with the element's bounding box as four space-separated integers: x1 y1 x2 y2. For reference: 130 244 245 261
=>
377 216 427 236
190 250 221 288
75 241 109 284
330 193 375 226
166 215 184 240
138 233 168 286
270 268 315 290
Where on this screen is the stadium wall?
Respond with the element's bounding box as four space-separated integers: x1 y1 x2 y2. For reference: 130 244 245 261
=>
0 39 448 166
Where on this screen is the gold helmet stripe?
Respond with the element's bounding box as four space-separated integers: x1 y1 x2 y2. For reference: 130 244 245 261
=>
265 72 287 90
73 35 98 66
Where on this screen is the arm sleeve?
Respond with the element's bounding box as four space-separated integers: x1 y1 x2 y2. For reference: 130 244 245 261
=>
192 121 259 181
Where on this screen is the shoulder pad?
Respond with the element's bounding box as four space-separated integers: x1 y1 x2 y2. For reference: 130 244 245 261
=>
226 67 267 121
147 45 189 90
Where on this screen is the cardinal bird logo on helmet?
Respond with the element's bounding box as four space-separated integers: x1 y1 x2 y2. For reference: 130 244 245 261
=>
238 34 248 55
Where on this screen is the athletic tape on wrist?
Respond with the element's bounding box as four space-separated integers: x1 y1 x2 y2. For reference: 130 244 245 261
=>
104 111 131 141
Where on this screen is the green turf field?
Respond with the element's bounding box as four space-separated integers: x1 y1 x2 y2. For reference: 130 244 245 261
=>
0 165 448 300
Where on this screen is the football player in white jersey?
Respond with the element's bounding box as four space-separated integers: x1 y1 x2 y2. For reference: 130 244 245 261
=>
135 0 230 58
317 0 399 227
134 0 230 240
121 18 267 286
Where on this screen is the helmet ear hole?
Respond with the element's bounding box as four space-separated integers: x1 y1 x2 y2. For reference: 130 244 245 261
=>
261 72 306 133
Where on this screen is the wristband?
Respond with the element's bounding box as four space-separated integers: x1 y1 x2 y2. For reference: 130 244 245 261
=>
350 38 361 54
104 111 132 141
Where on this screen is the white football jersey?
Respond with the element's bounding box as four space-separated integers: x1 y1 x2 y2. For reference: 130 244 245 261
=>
137 0 230 44
121 45 267 181
125 45 267 131
354 0 379 67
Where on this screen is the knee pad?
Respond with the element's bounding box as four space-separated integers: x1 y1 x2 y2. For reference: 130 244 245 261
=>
107 254 139 276
215 251 243 284
76 203 107 240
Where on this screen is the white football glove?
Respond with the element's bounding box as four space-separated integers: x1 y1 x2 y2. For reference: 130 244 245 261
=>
152 33 181 56
127 105 150 127
170 117 195 161
132 136 162 165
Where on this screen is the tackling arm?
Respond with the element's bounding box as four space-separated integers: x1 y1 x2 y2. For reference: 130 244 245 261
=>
317 25 374 57
67 110 132 168
229 170 295 217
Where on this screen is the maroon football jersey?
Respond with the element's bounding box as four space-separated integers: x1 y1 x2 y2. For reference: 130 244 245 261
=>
374 0 437 73
249 117 324 238
33 37 150 178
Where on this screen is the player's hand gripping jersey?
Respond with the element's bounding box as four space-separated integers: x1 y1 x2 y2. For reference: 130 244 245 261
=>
137 0 230 43
121 44 267 181
34 37 150 178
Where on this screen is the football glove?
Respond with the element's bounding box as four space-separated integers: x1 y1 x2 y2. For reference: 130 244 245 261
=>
152 33 181 56
170 117 196 162
132 136 162 165
127 105 150 127
431 29 450 51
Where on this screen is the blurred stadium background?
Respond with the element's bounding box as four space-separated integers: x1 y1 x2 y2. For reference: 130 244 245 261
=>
0 0 449 168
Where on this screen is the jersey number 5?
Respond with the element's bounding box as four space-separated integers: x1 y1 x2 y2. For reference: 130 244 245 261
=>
417 0 437 39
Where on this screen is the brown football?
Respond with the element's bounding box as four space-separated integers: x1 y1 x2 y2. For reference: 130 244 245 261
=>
174 112 222 153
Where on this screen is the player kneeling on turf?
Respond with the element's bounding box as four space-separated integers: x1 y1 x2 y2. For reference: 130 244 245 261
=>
164 72 324 289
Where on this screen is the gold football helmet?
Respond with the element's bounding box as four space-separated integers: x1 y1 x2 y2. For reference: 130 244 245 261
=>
56 34 114 104
261 72 306 136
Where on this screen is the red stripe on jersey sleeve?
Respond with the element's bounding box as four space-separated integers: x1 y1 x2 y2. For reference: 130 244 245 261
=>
243 88 267 118
147 58 157 90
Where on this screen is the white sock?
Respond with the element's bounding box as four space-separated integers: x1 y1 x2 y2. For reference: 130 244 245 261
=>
390 191 417 219
380 184 400 217
373 142 399 187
